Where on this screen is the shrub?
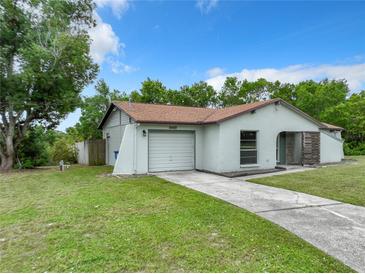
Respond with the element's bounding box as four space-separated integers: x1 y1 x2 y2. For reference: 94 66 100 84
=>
16 126 54 168
344 142 365 156
51 136 77 164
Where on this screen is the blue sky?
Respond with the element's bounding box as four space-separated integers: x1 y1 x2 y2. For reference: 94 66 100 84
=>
57 0 365 131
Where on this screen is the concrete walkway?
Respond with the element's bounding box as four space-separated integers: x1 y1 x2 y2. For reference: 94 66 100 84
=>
157 170 365 272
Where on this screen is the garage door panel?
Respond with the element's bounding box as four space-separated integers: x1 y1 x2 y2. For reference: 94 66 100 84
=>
149 140 193 145
149 149 194 153
149 158 194 164
149 162 193 169
148 131 195 172
149 161 193 167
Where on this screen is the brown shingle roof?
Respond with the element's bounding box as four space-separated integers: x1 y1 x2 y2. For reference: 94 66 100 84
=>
98 98 343 130
203 99 279 123
112 99 279 125
113 101 216 124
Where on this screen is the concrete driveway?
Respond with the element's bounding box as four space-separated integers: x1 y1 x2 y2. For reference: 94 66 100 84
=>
157 170 365 272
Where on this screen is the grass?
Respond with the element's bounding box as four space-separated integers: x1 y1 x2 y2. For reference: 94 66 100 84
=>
249 156 365 207
0 166 353 272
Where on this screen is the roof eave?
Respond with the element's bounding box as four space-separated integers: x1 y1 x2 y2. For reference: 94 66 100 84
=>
319 126 344 131
136 120 207 125
97 103 115 129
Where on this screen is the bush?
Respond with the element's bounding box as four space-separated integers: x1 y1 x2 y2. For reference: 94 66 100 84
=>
16 126 54 168
344 142 365 156
51 136 77 164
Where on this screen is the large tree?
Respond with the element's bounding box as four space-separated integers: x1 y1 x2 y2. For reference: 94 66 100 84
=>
0 0 98 170
218 77 290 107
129 78 217 107
293 79 348 120
129 78 169 104
321 90 365 153
75 79 128 140
171 81 217 107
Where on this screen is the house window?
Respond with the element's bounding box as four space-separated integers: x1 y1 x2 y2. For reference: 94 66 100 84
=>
240 131 257 165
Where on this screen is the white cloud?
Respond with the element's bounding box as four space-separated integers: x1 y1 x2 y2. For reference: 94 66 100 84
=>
89 13 121 63
196 0 218 13
108 58 138 74
95 0 129 18
206 63 365 91
206 66 224 77
88 13 136 73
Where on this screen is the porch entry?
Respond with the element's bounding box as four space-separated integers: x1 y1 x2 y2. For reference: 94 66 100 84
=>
276 132 320 165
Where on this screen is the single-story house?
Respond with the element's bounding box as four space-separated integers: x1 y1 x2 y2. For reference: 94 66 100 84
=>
98 98 344 175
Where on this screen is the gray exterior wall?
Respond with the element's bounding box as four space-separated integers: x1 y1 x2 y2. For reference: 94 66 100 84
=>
320 130 344 163
102 106 132 165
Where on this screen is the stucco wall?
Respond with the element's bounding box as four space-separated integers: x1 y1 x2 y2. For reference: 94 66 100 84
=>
113 124 136 174
102 107 131 165
217 103 320 172
201 124 220 172
320 131 344 163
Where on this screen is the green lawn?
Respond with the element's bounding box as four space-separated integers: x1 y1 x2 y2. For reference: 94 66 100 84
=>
0 166 352 272
249 156 365 207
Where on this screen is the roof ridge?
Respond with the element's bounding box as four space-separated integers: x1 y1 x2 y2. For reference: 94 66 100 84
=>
113 98 278 111
114 100 217 110
199 108 220 123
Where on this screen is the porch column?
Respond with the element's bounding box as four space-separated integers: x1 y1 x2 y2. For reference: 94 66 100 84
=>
302 132 320 165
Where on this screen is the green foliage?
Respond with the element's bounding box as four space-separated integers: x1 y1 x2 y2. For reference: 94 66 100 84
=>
130 78 217 107
50 135 77 164
74 79 128 140
321 91 365 155
217 77 242 106
218 77 295 107
293 79 348 120
172 81 217 107
0 0 98 169
131 78 169 104
344 142 365 156
15 126 60 168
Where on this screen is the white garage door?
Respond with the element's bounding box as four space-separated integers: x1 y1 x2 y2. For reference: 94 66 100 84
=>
148 131 195 172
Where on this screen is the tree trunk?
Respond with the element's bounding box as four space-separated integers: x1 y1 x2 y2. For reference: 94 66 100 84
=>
0 134 15 171
0 154 14 171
